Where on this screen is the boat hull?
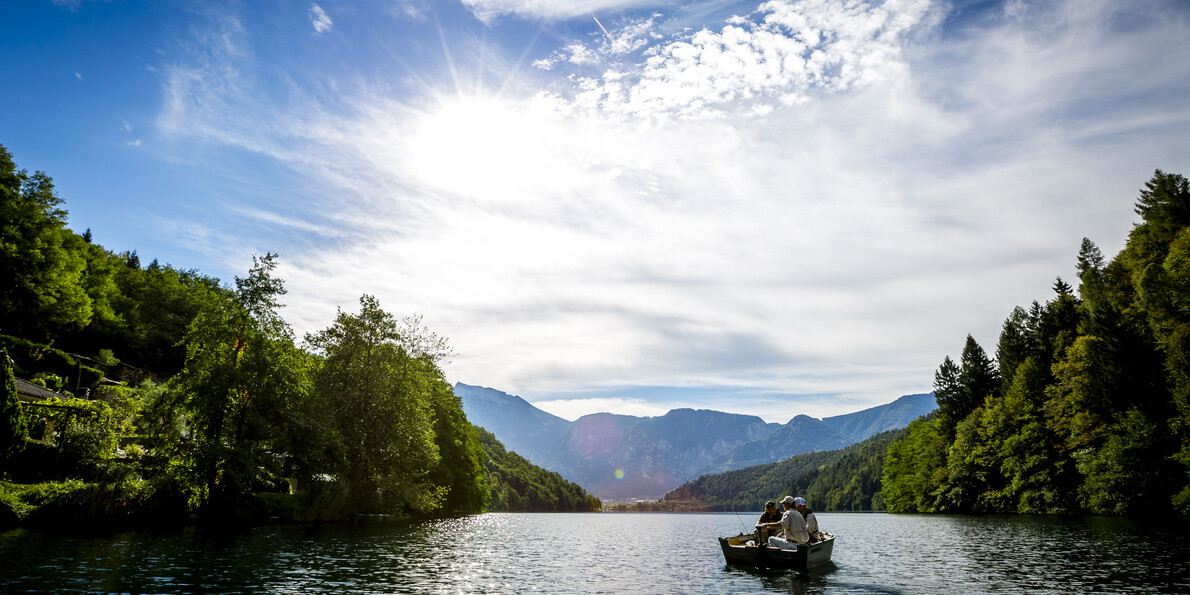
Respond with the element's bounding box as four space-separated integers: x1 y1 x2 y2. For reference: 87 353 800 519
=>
718 534 834 572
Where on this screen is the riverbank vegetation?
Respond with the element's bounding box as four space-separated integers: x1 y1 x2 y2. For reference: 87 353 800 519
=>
0 143 598 529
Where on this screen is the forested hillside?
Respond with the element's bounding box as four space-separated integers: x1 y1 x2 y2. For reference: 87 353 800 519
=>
662 429 904 512
0 144 227 375
0 143 588 527
476 428 601 512
882 171 1190 516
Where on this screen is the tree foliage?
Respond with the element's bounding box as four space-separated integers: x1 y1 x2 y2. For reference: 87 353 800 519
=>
305 294 444 515
0 145 91 339
162 253 311 518
883 170 1190 515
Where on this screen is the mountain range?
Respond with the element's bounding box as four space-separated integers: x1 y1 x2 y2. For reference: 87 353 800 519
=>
454 383 936 499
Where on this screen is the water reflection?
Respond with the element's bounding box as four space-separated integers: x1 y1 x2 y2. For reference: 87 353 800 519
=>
724 561 844 595
1 513 1187 593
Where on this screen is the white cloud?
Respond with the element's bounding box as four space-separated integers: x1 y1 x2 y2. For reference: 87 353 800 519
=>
309 4 333 35
541 0 937 121
535 15 661 70
152 0 1190 418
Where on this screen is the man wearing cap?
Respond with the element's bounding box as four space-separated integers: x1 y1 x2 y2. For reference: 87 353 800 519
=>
794 497 821 541
759 495 809 549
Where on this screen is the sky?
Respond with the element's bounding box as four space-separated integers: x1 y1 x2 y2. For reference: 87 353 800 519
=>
3 0 1190 423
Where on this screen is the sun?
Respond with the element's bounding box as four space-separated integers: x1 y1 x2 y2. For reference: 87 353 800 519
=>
407 93 570 205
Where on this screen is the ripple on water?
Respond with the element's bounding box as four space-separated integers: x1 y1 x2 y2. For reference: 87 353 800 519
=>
1 513 1187 593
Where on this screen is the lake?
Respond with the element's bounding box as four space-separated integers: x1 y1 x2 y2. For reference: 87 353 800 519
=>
1 512 1187 593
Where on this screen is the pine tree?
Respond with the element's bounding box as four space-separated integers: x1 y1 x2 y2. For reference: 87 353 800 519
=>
933 356 963 437
996 307 1031 395
959 335 999 411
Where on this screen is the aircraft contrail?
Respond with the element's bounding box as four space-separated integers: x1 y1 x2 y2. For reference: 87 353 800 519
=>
593 16 614 43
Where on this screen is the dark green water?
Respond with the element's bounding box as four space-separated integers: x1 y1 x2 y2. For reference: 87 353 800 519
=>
1 512 1186 593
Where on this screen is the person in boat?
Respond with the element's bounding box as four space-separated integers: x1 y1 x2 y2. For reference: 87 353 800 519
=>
759 495 809 550
756 501 782 540
793 497 821 542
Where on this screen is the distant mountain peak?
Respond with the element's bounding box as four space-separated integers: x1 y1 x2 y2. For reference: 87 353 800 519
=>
455 383 936 500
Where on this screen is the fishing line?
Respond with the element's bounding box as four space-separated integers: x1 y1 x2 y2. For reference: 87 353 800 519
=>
731 491 750 534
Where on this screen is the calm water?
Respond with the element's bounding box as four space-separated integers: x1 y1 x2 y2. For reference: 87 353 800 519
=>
1 512 1187 593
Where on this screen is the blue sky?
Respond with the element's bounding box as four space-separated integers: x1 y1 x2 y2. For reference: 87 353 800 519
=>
4 0 1190 422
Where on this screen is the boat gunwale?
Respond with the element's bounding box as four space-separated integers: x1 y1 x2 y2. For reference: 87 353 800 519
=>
717 534 835 571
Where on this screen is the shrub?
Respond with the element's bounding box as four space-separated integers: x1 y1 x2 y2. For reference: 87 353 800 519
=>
20 397 118 467
0 483 22 529
2 348 29 461
31 373 65 392
94 349 120 367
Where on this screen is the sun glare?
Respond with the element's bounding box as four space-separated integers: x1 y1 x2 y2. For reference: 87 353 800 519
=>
410 94 569 204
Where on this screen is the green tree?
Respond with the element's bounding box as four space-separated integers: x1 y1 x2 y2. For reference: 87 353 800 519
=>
880 416 947 512
1046 335 1116 452
1131 170 1190 253
1074 408 1165 515
938 407 997 512
426 376 489 514
996 306 1031 396
994 358 1074 513
959 335 1000 408
0 144 92 339
1076 237 1106 279
1164 230 1190 511
164 253 310 517
1 348 29 461
935 335 999 439
305 295 443 515
933 356 963 437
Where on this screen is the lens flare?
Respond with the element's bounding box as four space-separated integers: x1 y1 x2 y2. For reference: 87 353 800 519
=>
614 469 625 480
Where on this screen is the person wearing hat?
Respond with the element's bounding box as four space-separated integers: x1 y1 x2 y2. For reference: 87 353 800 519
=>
756 501 782 540
758 495 809 549
793 497 821 542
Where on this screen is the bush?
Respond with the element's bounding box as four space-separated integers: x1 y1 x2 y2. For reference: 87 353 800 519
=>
0 484 21 529
2 347 29 461
0 471 192 529
94 349 120 367
0 479 95 527
18 397 119 474
31 373 66 392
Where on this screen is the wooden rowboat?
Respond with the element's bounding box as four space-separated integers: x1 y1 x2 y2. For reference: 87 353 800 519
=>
717 532 835 572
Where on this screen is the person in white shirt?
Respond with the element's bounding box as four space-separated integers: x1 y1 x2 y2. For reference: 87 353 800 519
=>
759 495 809 549
794 497 821 541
